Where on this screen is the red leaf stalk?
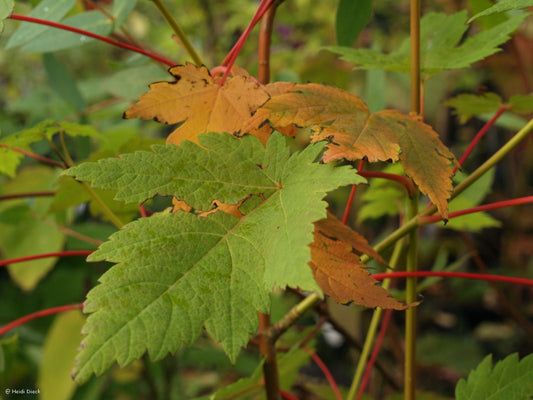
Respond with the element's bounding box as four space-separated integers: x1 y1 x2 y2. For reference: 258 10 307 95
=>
342 160 365 224
358 170 417 197
304 348 343 400
455 105 509 173
0 143 66 169
220 0 275 84
0 250 93 268
419 196 533 225
8 14 175 67
356 309 393 400
0 304 83 337
0 191 55 201
371 271 533 287
280 390 299 400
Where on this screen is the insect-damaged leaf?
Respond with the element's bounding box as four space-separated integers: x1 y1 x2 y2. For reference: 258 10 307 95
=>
310 214 408 309
250 83 456 218
124 63 272 145
69 132 362 383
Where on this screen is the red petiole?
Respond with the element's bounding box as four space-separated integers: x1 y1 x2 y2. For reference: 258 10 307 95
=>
0 304 83 337
8 14 175 67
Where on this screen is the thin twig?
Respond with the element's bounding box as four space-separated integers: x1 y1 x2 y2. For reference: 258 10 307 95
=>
0 143 66 169
148 0 203 65
0 304 83 337
8 14 175 66
0 191 55 201
0 250 93 268
371 271 533 287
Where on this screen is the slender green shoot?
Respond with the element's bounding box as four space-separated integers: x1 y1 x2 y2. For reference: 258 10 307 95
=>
149 0 203 65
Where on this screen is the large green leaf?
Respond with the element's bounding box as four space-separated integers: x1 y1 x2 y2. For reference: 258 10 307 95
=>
0 0 14 34
326 11 528 79
469 0 533 21
70 132 361 383
6 0 76 48
22 11 113 52
335 0 373 46
455 353 533 399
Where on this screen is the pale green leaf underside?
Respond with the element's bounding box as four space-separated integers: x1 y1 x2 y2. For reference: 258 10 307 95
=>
469 0 533 21
455 353 533 399
72 132 361 383
326 11 527 78
6 0 76 48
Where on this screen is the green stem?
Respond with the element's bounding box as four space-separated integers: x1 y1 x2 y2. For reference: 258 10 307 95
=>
269 293 321 342
447 116 533 204
346 240 403 400
410 0 421 115
149 0 203 66
80 182 124 229
257 5 282 400
404 194 419 400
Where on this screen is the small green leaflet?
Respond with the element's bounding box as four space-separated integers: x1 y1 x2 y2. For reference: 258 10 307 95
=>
70 132 362 383
508 94 533 114
335 0 373 46
444 92 533 123
0 0 14 34
0 120 103 177
469 0 533 21
455 353 533 399
444 93 503 123
326 11 528 79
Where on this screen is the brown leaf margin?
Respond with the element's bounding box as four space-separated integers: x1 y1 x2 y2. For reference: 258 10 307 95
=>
310 214 411 309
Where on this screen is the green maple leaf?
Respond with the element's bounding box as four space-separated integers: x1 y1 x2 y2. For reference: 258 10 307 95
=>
69 132 362 383
444 93 503 123
469 0 533 21
455 353 533 399
326 11 528 79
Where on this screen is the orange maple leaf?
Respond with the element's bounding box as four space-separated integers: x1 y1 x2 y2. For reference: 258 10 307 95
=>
249 83 457 218
124 63 272 145
311 214 409 309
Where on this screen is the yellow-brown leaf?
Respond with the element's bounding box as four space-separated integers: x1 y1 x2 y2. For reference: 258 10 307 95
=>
310 230 408 309
250 83 456 217
124 63 272 145
315 212 385 264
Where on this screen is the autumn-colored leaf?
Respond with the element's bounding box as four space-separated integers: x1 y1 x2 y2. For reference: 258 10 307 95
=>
310 229 408 309
124 63 272 145
315 212 385 264
250 83 457 217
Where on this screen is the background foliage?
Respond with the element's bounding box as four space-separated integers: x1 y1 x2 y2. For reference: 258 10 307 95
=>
1 0 532 399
